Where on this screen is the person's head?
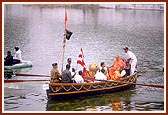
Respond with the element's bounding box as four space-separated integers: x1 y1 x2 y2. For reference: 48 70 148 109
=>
72 68 75 72
52 63 58 69
115 54 120 61
7 51 11 55
123 47 128 53
78 70 82 76
67 58 71 65
66 64 71 70
15 46 19 51
100 62 106 68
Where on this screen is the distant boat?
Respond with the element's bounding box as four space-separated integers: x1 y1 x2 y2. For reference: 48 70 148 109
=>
46 72 137 100
4 60 32 70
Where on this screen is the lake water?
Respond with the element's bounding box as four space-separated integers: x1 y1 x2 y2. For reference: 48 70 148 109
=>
3 4 165 112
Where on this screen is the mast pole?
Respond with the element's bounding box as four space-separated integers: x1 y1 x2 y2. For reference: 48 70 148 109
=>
61 26 66 73
61 8 67 73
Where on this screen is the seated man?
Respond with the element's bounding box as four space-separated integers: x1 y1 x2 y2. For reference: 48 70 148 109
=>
100 62 109 80
13 46 22 64
4 51 13 66
74 70 84 83
50 63 62 83
109 54 124 80
95 71 107 81
62 64 76 83
88 62 99 78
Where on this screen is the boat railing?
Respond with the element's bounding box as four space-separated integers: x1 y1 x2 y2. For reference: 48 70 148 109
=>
48 72 137 93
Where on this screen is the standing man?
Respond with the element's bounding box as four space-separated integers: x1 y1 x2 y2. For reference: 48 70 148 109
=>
67 58 72 66
67 58 76 75
123 47 137 75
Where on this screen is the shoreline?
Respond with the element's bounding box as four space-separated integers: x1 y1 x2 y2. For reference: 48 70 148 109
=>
22 4 164 11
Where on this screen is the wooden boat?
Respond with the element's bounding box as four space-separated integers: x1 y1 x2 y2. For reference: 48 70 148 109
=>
46 10 138 100
4 60 32 70
46 72 138 100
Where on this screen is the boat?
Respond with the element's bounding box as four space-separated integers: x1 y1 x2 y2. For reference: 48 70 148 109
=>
4 60 32 70
46 72 137 100
46 9 138 100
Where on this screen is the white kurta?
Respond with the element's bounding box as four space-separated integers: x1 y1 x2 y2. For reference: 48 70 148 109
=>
95 71 107 80
126 51 137 75
14 49 22 61
74 74 84 83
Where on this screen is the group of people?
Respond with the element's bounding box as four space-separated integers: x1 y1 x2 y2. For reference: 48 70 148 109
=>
4 46 22 66
98 47 137 80
50 47 137 83
50 58 84 83
4 46 136 83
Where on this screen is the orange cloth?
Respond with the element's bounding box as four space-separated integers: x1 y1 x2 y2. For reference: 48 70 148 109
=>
109 59 124 80
112 59 124 71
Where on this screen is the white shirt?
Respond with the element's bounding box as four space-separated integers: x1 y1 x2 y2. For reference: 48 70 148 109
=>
126 51 137 64
95 71 107 80
14 49 22 61
74 74 84 83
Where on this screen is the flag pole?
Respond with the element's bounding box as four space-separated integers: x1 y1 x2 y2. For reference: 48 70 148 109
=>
61 31 66 73
61 9 67 73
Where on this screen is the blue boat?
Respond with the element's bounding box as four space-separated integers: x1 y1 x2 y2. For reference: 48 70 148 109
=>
46 72 137 100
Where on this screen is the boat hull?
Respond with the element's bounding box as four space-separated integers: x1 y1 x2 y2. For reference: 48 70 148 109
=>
4 60 32 70
46 72 137 100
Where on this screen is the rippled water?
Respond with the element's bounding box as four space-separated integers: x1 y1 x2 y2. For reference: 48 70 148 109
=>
3 4 165 112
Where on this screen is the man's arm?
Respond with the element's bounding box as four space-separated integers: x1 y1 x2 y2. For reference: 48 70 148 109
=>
127 58 131 63
72 72 76 77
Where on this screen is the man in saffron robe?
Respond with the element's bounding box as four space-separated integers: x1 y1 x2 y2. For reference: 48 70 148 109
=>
109 54 124 80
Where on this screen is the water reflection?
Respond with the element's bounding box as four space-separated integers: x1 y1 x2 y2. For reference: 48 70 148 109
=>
46 89 135 111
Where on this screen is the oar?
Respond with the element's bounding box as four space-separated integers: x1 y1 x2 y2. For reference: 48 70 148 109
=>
124 82 164 89
83 77 164 89
15 73 50 77
111 80 164 89
4 79 50 83
104 80 164 89
6 75 164 88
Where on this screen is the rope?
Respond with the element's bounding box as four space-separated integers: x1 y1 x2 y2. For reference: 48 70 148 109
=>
54 32 65 72
49 74 137 93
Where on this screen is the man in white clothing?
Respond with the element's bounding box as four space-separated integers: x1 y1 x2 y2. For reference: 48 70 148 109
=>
74 71 84 83
123 47 137 75
13 46 22 64
67 58 76 76
95 71 107 81
14 46 22 61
